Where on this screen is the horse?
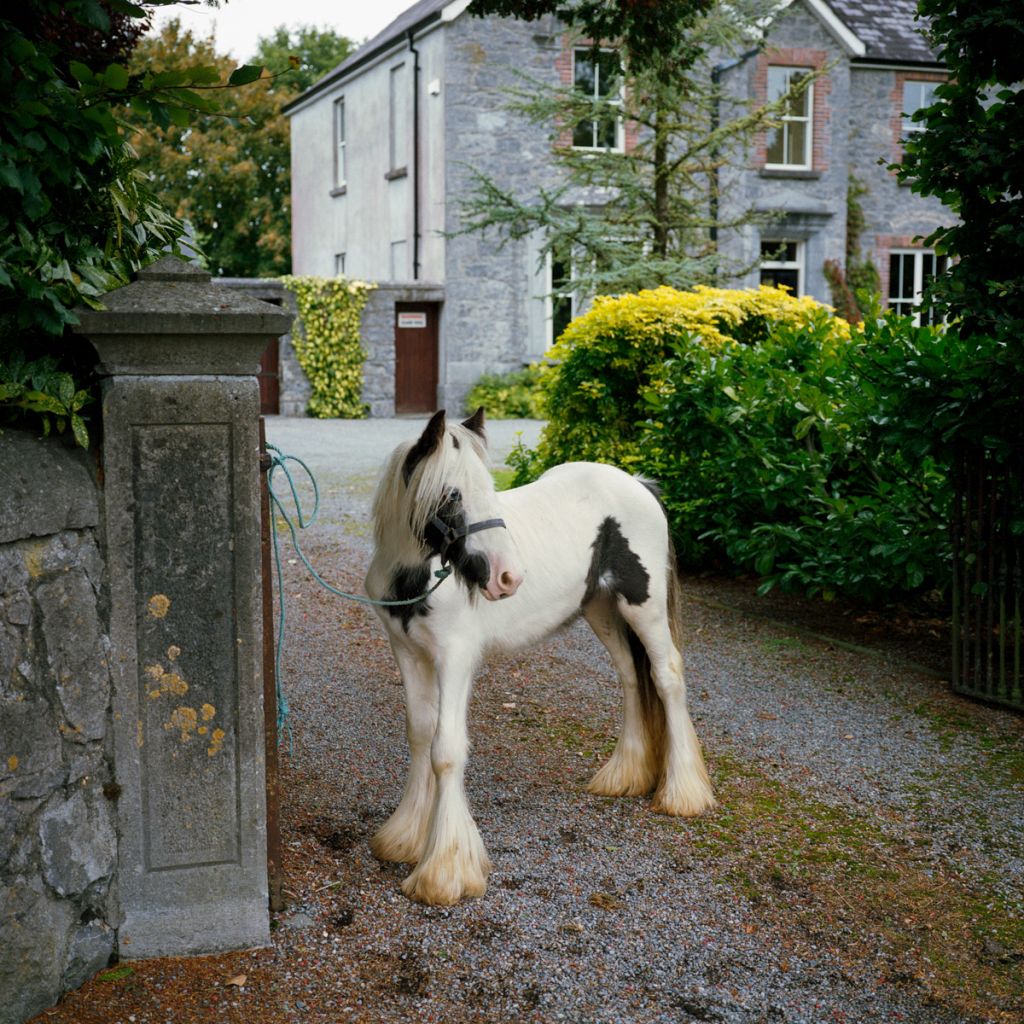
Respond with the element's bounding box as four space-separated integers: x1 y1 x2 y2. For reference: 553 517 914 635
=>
364 408 715 906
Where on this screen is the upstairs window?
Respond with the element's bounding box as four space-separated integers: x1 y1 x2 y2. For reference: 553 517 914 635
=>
389 63 409 175
760 240 803 294
766 66 813 169
333 97 346 189
572 48 623 151
901 79 940 139
888 249 947 325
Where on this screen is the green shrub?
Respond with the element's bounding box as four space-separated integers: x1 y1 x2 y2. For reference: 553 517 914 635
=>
464 365 546 419
280 275 373 418
531 284 849 475
643 313 963 601
0 346 93 447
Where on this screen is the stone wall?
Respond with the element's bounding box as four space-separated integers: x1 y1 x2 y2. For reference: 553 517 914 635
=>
0 430 116 1024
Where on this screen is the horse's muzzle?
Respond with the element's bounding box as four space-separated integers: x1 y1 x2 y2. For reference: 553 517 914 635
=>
483 559 524 601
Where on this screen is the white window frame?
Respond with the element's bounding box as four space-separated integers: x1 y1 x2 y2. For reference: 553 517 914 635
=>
334 252 346 276
759 239 804 295
546 247 583 345
389 63 409 174
888 248 945 325
333 97 346 189
765 66 814 171
571 47 624 153
901 80 940 137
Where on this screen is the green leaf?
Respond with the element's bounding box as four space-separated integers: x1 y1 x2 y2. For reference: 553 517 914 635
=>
103 64 130 91
228 65 264 86
57 374 75 408
68 61 95 84
184 64 223 86
71 413 89 449
19 391 67 416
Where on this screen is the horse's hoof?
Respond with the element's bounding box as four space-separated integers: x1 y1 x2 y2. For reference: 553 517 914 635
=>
401 868 487 906
650 782 716 817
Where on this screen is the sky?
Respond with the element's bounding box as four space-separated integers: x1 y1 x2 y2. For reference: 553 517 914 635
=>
149 0 416 62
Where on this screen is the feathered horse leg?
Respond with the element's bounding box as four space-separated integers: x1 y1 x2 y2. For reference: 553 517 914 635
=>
371 643 438 865
584 596 662 797
400 641 492 905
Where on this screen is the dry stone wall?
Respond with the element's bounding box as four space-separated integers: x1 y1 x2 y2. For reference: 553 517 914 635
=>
0 430 116 1024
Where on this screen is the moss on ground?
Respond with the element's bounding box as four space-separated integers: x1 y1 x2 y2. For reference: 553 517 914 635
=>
672 749 1024 1022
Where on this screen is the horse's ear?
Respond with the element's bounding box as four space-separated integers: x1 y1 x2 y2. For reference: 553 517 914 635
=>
462 406 486 438
402 410 447 484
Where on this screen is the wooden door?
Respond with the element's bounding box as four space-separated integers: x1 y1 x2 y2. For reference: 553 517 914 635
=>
394 302 439 414
258 337 280 416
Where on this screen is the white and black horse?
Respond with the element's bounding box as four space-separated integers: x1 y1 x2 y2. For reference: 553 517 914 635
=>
365 408 714 905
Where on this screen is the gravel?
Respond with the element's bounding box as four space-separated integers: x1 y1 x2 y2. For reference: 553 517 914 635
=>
36 417 1023 1024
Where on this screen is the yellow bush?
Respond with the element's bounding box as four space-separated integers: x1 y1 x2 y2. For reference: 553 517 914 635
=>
534 284 849 471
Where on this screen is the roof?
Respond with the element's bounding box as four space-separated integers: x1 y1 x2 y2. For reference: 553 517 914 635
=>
283 0 451 114
825 0 941 65
284 0 942 114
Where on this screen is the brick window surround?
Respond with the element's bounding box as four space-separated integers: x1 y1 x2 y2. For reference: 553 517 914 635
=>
890 70 947 164
876 233 927 309
555 39 639 152
753 48 831 173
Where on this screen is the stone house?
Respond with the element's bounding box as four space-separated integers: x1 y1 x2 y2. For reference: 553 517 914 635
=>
284 0 948 416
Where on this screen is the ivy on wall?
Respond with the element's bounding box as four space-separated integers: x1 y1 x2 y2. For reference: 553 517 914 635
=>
280 276 374 418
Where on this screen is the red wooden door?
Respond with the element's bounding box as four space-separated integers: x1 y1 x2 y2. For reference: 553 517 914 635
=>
258 336 280 415
394 303 439 414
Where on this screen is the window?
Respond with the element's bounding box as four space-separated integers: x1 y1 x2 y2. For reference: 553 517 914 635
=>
549 246 576 343
333 97 346 188
766 67 813 169
901 80 939 137
334 252 346 276
390 240 407 280
572 48 623 151
760 240 803 294
888 249 946 324
389 63 409 174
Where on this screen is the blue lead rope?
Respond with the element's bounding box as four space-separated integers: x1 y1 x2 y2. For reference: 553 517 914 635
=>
263 443 451 749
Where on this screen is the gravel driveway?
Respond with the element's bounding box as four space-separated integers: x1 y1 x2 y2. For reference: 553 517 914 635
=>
39 416 1023 1024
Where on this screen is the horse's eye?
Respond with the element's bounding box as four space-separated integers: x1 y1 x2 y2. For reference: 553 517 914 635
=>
447 488 462 505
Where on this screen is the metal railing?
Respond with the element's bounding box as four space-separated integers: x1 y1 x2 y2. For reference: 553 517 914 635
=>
951 443 1024 710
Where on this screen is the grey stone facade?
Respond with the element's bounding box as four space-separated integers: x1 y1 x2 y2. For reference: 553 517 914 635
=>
0 431 116 1024
439 13 565 412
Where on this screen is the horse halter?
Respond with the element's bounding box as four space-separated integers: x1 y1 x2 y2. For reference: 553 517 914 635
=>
426 488 507 567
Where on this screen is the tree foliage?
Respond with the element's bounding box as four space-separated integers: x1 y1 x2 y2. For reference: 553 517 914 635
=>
1 0 187 339
897 0 1024 345
123 22 353 278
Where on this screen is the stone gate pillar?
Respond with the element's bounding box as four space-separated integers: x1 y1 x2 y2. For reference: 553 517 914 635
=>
73 257 292 958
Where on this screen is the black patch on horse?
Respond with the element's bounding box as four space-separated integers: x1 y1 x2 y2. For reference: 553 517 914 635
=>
385 564 433 631
583 516 650 606
423 489 490 592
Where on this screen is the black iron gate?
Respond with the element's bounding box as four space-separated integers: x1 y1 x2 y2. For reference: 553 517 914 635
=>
951 443 1024 710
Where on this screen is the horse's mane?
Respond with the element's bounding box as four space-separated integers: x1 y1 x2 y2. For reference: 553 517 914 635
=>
372 422 491 553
